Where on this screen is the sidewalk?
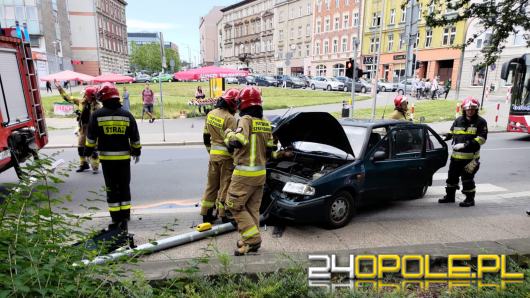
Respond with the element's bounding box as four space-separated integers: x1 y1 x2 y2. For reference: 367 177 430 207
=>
81 191 530 279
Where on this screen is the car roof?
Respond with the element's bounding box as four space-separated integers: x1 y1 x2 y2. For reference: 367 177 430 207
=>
339 118 415 128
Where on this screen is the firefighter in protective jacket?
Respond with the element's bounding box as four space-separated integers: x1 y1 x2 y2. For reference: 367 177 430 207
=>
85 82 141 229
439 96 487 207
224 86 277 256
389 95 411 121
54 80 101 173
200 88 239 223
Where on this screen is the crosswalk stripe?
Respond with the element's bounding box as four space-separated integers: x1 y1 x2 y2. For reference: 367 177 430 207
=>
426 184 507 196
432 173 446 181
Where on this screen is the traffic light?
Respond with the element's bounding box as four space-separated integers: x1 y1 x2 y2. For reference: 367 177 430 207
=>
355 67 364 80
345 59 353 78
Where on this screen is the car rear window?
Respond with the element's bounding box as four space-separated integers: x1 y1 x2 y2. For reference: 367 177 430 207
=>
342 126 367 157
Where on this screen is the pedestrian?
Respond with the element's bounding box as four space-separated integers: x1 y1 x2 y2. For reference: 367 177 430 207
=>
389 95 411 121
200 88 239 223
122 86 130 111
419 79 425 98
413 76 421 100
424 79 431 98
141 83 155 123
54 80 100 173
282 76 287 88
439 96 487 207
431 76 439 100
45 81 52 93
85 82 141 231
195 86 206 114
444 79 452 99
63 80 69 89
224 86 276 256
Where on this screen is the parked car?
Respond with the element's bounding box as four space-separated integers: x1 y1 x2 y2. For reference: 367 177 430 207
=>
123 73 136 83
297 75 312 88
152 73 173 83
225 77 239 84
396 79 414 95
264 112 448 228
377 79 397 92
134 73 152 83
243 75 257 85
274 75 305 88
335 76 372 93
309 77 345 91
255 75 279 87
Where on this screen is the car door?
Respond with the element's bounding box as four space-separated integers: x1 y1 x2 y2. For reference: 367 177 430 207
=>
363 126 427 200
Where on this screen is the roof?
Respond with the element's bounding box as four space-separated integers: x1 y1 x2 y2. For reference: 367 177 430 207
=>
221 0 257 12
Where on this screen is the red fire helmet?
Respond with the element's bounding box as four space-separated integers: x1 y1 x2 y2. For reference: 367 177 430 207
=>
222 88 240 111
97 82 120 101
83 86 99 100
461 96 479 110
237 86 262 111
393 95 408 108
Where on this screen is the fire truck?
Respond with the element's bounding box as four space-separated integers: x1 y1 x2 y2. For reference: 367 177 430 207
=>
0 26 47 177
501 54 530 133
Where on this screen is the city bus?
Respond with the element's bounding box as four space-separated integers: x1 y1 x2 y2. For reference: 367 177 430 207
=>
501 54 530 133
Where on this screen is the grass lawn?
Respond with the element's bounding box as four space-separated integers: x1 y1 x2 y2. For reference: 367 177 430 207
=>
333 99 464 123
42 82 370 119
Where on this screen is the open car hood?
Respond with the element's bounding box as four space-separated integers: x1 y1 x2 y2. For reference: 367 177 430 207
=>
273 112 354 156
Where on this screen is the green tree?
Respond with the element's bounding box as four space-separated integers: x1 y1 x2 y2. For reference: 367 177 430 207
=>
130 42 181 72
421 0 530 65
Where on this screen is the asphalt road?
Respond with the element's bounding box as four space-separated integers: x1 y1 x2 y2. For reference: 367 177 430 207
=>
0 132 528 214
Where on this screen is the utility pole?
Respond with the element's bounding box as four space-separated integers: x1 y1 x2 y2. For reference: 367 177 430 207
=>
159 32 166 142
404 0 419 98
371 0 386 119
350 38 359 118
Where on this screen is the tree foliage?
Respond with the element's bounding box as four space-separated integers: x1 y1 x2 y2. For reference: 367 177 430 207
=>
420 0 530 65
130 42 181 72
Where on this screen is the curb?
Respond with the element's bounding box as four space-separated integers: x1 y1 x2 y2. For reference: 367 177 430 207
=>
45 141 204 149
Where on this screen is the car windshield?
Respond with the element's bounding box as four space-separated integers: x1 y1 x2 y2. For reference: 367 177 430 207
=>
292 142 353 160
328 78 338 82
342 126 367 157
265 76 275 80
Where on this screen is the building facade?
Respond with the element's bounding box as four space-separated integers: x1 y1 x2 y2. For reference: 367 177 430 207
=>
218 0 275 74
200 6 223 66
361 0 465 87
311 0 364 77
273 0 313 76
0 0 73 86
68 0 128 76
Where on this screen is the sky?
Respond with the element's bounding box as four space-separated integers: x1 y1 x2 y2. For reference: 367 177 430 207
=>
126 0 236 63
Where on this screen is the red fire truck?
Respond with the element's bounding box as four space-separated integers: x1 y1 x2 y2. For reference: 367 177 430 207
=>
0 27 47 177
501 54 530 133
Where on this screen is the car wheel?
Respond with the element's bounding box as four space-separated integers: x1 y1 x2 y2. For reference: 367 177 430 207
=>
409 184 429 200
381 86 387 92
343 86 348 92
311 84 315 90
361 86 367 93
324 191 355 229
327 85 332 91
398 89 404 95
145 80 150 83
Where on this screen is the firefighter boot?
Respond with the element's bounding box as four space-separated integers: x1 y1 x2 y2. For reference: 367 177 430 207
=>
234 242 261 256
76 161 90 172
459 192 475 207
438 187 456 203
202 208 217 224
526 210 530 216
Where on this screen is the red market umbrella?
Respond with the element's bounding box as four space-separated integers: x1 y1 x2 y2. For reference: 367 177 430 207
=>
93 73 134 83
174 66 249 81
39 70 95 82
173 70 198 81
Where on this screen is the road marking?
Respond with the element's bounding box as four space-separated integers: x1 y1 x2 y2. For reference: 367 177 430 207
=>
482 147 530 151
432 173 446 181
133 199 199 209
427 184 507 196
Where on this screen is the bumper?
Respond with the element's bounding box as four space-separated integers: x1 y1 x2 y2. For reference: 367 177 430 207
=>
332 86 344 91
269 191 329 223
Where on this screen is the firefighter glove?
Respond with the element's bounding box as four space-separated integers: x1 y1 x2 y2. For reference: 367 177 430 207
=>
464 159 479 174
228 140 243 150
132 156 140 164
452 143 466 151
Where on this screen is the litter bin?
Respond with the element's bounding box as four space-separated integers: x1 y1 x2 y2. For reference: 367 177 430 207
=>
341 100 350 118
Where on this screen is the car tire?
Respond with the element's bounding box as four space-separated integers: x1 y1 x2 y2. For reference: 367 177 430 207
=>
324 191 355 229
343 86 348 92
410 184 429 200
327 85 332 91
145 80 150 83
381 86 387 92
311 84 316 90
361 86 367 93
398 89 404 95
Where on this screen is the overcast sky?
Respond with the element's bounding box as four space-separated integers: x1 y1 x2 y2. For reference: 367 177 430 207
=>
126 0 236 62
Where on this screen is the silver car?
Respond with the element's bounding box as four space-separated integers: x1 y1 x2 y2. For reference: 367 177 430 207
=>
309 77 345 91
377 79 397 92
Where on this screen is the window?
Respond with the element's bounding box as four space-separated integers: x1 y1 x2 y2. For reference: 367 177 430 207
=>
400 7 406 23
389 9 396 24
352 12 359 27
316 20 321 33
449 27 456 45
325 0 330 10
471 65 485 86
307 3 312 15
298 44 302 57
418 3 423 19
332 63 345 77
290 27 294 39
316 65 327 76
371 12 381 27
392 128 424 156
306 44 311 56
342 37 348 52
476 38 483 48
425 29 432 47
428 2 435 14
306 24 311 36
325 17 330 31
335 0 339 8
298 26 302 36
399 32 405 50
387 34 394 51
443 27 451 45
333 39 338 53
315 41 321 55
413 33 420 49
324 40 329 54
343 14 349 28
334 16 340 30
370 37 380 53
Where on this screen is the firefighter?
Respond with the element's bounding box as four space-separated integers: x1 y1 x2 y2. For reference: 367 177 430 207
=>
439 96 487 207
85 82 141 230
54 80 101 173
200 88 239 223
224 86 276 256
389 95 411 121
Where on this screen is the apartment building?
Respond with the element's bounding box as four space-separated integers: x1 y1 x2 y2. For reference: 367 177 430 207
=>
361 0 465 86
274 0 313 76
311 0 364 77
218 0 275 73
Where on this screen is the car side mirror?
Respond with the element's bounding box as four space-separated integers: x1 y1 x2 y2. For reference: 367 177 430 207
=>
372 151 386 161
